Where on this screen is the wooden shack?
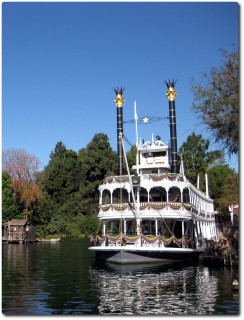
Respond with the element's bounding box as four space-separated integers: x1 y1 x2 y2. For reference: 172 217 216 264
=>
2 219 36 243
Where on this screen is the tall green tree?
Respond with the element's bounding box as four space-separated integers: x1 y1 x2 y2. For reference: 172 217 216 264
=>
2 172 20 222
36 136 117 236
41 142 87 235
78 133 117 215
179 132 222 186
215 171 238 214
207 165 238 213
191 48 239 155
32 191 57 236
33 171 57 235
43 141 83 205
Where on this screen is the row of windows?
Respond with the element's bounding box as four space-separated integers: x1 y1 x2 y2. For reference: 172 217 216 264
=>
100 187 190 205
141 151 167 158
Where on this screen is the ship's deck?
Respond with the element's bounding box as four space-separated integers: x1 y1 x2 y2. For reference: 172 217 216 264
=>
89 245 201 253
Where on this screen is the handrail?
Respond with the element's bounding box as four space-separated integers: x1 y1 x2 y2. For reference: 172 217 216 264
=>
104 172 182 184
91 232 194 248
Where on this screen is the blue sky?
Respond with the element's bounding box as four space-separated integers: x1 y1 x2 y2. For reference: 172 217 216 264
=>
2 1 239 171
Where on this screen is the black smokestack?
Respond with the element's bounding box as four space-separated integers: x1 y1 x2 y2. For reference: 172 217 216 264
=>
165 80 178 173
114 87 125 175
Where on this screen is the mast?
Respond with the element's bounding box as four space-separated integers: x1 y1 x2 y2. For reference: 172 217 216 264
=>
114 87 125 175
165 80 178 173
134 100 139 175
205 173 209 197
120 133 141 234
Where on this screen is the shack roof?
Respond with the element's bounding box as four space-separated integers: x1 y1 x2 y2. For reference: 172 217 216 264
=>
9 219 30 226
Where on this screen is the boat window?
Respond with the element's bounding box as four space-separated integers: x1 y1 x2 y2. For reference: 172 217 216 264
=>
155 151 167 157
168 187 181 202
183 188 190 203
149 187 167 202
139 187 148 202
102 189 111 205
112 188 129 204
141 152 151 158
141 151 167 158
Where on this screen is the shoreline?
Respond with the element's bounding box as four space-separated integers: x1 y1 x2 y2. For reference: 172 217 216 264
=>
36 238 61 242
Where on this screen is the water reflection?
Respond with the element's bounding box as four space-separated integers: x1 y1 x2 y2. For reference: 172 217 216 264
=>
90 262 219 315
2 240 97 315
2 240 239 315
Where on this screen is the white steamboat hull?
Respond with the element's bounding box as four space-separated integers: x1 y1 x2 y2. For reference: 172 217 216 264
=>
89 246 203 265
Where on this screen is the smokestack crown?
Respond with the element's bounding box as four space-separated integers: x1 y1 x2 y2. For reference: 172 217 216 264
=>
114 87 125 108
165 80 177 101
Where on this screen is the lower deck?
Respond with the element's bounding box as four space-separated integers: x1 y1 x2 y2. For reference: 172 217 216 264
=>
96 216 218 250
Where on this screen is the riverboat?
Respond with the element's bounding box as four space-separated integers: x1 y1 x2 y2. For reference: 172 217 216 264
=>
89 81 218 264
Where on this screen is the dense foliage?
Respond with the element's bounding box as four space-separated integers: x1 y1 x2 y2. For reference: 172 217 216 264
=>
2 172 20 221
2 148 42 217
207 165 238 214
178 132 223 185
179 132 238 213
2 134 117 237
2 131 238 236
191 48 239 155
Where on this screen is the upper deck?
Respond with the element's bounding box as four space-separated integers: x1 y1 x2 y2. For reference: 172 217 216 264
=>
99 172 215 222
133 138 171 174
98 135 215 221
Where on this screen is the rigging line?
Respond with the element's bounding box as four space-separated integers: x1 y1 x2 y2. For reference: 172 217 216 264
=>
123 134 135 148
149 195 174 235
124 116 169 124
120 133 139 221
127 201 138 223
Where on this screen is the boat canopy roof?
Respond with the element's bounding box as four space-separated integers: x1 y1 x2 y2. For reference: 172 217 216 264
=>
139 138 169 152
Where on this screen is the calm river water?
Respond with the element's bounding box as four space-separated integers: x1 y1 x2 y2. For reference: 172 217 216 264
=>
2 238 239 315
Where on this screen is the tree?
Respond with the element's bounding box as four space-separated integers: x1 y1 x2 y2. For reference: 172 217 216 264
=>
191 48 239 155
21 183 41 217
179 132 222 186
49 141 67 160
126 145 137 174
31 191 56 236
43 142 83 205
2 148 42 218
3 148 41 182
215 171 238 214
207 165 238 213
78 133 117 215
2 172 20 222
39 135 116 235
